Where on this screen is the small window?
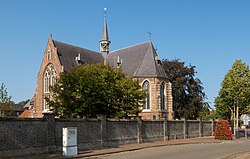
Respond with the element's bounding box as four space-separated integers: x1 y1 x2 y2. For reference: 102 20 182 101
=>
142 80 150 110
47 47 51 61
160 82 165 110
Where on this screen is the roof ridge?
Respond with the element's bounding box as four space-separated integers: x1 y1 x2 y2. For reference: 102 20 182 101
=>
110 41 151 53
54 40 100 54
149 43 158 76
150 44 168 78
133 43 151 76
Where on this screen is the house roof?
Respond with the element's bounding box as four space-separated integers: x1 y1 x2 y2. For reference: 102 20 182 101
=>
18 109 33 118
53 40 104 72
24 97 34 108
107 41 167 78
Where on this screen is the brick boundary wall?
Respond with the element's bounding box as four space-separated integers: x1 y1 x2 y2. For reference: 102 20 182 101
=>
0 113 214 157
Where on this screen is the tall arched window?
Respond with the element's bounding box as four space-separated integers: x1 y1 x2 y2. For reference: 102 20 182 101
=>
43 64 57 111
44 70 50 93
142 80 150 110
160 82 165 110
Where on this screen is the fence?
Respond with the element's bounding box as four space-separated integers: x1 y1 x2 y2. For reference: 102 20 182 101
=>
0 113 214 157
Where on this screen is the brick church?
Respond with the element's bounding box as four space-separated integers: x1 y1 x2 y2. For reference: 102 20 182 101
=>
20 13 173 120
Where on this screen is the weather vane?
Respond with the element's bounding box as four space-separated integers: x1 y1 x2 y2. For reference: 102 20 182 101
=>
104 8 107 17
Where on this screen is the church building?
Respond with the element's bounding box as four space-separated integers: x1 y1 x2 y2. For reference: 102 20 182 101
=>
20 12 173 120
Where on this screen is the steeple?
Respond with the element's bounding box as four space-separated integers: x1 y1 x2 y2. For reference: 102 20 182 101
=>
100 8 111 55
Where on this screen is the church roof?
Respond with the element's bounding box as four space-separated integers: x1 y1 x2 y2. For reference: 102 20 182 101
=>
53 40 104 72
52 39 167 79
107 42 167 78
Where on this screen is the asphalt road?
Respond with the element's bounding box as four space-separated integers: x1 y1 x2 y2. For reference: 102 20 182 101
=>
87 140 250 159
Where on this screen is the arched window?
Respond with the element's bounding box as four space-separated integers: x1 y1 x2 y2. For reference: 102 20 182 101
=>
43 64 57 111
44 70 50 93
142 80 150 110
160 82 165 110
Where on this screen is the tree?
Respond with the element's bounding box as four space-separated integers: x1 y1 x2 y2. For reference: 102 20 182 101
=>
215 60 250 120
162 59 207 119
48 63 145 119
0 83 12 117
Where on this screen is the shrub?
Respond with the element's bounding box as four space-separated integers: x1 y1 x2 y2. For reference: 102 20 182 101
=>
214 120 233 140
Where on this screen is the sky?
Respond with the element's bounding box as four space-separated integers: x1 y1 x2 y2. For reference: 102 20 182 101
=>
0 0 250 107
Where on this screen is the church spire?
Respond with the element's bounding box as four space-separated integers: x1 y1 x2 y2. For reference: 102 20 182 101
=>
100 8 111 54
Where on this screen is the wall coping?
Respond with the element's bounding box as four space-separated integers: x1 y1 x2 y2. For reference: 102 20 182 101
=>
0 117 45 121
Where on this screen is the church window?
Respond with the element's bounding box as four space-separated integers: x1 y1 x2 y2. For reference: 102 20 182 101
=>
51 68 57 87
142 80 150 110
160 82 165 110
44 70 50 93
43 64 57 111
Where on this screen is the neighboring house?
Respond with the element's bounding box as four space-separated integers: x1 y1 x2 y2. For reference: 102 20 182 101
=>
21 14 174 120
240 114 250 126
0 103 25 117
19 97 34 118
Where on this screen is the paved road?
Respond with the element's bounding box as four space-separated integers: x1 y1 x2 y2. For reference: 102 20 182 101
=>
87 140 250 159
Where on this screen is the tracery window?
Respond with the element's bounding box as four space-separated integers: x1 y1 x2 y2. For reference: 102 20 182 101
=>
160 82 165 110
43 64 57 111
142 80 150 110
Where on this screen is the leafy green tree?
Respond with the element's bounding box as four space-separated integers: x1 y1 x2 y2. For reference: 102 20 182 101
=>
198 107 218 120
215 60 250 119
162 59 208 119
0 83 12 117
48 63 145 119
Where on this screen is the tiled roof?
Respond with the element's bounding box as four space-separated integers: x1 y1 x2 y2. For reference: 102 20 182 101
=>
18 109 33 118
24 97 34 108
107 42 167 78
52 40 167 79
53 41 104 72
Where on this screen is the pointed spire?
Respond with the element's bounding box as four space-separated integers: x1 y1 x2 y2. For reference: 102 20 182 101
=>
100 8 111 54
101 9 109 41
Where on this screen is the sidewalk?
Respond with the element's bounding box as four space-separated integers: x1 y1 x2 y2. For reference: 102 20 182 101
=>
3 136 224 159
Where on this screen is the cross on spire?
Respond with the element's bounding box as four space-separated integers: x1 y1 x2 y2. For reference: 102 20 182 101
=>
148 31 152 41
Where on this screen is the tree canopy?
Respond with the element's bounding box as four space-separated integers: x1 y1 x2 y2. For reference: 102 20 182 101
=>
0 83 12 117
48 63 145 119
215 60 250 119
162 59 207 119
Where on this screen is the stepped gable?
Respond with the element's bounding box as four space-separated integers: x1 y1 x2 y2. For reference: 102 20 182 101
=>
53 40 104 72
107 41 167 78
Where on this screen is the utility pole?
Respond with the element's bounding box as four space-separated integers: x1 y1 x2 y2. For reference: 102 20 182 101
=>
234 104 236 136
236 100 239 138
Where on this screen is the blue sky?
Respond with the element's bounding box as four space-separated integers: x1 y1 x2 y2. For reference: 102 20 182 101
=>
0 0 250 107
